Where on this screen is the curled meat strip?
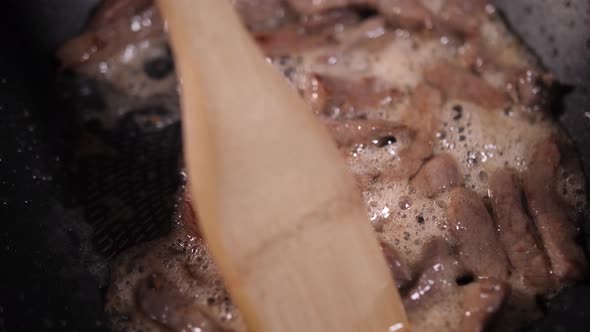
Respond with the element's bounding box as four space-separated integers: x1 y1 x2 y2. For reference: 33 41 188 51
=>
404 238 510 332
424 61 509 109
87 0 152 28
320 80 442 185
59 0 291 69
489 169 553 291
311 75 401 119
323 118 413 149
286 0 488 34
137 273 226 332
404 238 466 310
523 138 588 282
323 118 432 183
431 0 488 37
410 153 461 198
232 0 289 32
460 278 509 332
447 188 510 279
56 5 164 69
285 0 369 15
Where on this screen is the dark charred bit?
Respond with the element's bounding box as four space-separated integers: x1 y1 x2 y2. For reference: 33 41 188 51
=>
452 104 463 120
355 6 379 20
416 215 425 224
455 274 475 286
372 135 397 147
144 56 175 80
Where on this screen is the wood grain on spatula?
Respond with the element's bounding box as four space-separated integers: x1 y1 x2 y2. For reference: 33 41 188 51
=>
156 0 408 331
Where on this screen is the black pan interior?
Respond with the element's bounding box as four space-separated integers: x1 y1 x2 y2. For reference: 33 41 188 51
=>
0 1 589 331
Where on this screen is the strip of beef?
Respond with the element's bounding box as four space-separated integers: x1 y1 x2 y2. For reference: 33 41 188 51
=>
60 0 289 69
374 0 433 30
447 188 509 279
56 5 164 69
404 238 509 331
254 23 342 57
137 273 226 332
233 0 290 32
87 0 152 28
374 82 443 182
286 0 433 30
287 0 490 34
522 138 588 282
488 169 553 291
380 241 412 289
323 119 413 149
285 0 369 15
333 15 388 51
404 238 466 310
508 70 553 109
323 119 432 182
424 61 509 109
404 83 443 138
460 278 510 332
311 75 401 119
433 0 488 37
410 153 461 198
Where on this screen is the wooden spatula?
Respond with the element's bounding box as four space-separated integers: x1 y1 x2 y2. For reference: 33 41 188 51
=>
156 0 408 331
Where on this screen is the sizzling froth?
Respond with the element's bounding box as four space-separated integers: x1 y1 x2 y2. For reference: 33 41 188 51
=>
57 0 587 331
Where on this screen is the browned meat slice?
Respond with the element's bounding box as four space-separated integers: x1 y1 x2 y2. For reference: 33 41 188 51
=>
87 0 153 28
380 241 412 289
285 0 370 15
334 15 388 50
288 0 434 30
488 169 553 290
56 6 164 69
403 83 443 136
287 0 487 34
447 188 509 279
410 153 461 197
233 0 289 32
323 119 431 181
389 82 442 175
375 0 434 30
523 138 588 282
311 75 401 118
433 0 487 37
404 238 465 310
508 70 553 109
460 278 510 332
60 0 287 69
299 73 329 114
137 273 226 332
424 61 509 109
255 18 348 56
323 119 414 149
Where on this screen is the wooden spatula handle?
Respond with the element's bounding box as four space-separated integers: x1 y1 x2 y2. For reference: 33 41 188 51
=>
157 0 408 331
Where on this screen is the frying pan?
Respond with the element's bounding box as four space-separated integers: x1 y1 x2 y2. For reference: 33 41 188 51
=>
0 0 589 331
